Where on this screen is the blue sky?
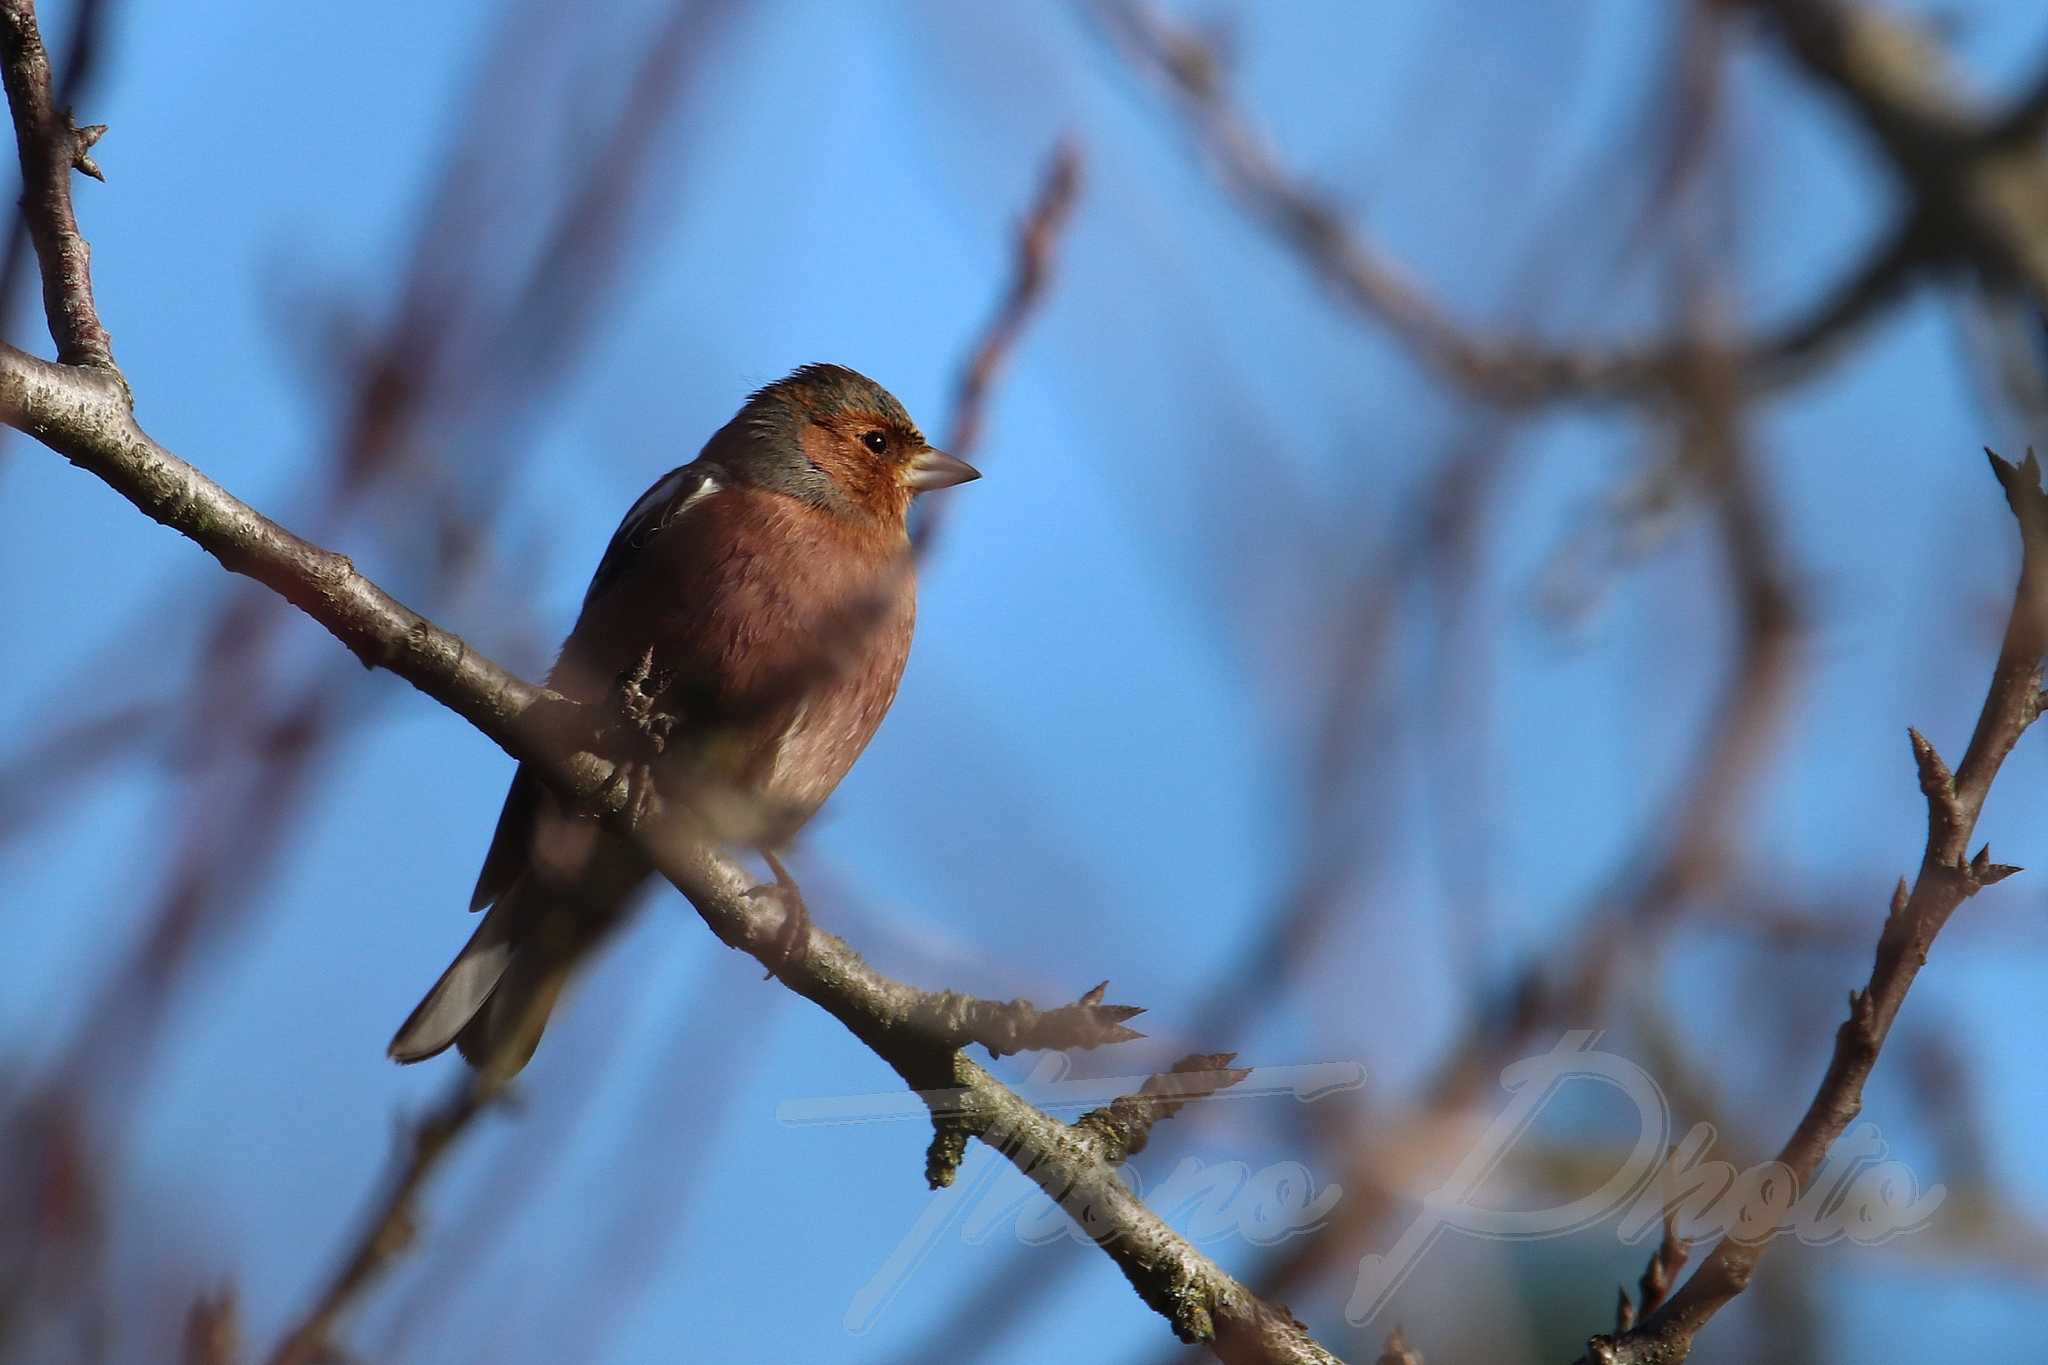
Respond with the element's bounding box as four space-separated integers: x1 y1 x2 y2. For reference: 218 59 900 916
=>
6 2 2048 1362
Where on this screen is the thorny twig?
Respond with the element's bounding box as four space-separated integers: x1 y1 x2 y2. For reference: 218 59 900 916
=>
1583 452 2048 1362
0 0 108 355
911 980 1145 1061
1613 1211 1690 1334
0 0 111 368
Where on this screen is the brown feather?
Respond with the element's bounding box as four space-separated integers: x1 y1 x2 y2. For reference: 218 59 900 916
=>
554 483 915 846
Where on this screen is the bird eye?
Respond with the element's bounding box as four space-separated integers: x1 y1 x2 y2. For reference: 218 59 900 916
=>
861 430 888 455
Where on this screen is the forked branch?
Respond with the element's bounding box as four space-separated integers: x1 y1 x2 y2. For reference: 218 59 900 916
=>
1582 451 2048 1361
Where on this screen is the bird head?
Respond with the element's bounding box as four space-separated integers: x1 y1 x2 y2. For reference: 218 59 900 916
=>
721 363 978 527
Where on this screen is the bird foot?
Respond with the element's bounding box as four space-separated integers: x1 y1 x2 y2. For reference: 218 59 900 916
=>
596 647 676 827
614 646 676 751
746 848 811 978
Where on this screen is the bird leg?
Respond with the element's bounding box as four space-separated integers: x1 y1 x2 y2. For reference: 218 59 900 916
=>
746 846 811 978
595 646 676 830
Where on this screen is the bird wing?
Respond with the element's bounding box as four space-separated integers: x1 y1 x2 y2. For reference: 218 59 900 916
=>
583 460 725 606
468 460 726 913
469 764 541 911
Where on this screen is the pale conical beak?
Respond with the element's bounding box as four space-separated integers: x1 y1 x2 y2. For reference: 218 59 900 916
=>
907 446 980 492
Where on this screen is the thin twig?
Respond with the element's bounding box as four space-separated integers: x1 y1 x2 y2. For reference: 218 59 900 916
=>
265 1080 494 1365
910 979 1145 1059
1583 451 2048 1361
943 141 1079 460
0 0 110 368
912 141 1080 557
0 0 107 360
1071 1052 1252 1164
1096 0 1921 406
1614 1210 1690 1335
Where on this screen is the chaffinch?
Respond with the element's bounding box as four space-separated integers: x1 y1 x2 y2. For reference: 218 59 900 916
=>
389 364 978 1078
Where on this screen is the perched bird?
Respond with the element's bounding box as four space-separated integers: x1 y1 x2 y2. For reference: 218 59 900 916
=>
388 364 978 1079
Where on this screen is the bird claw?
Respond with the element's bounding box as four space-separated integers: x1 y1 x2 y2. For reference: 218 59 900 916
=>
596 647 677 826
596 755 663 830
747 848 811 978
614 646 676 752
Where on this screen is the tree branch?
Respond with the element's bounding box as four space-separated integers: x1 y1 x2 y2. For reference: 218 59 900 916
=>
1582 450 2048 1362
1989 51 2048 148
944 142 1078 451
0 5 1337 1359
1096 0 1921 405
267 1079 487 1365
0 0 108 361
1072 1052 1253 1165
0 0 110 368
1733 0 2048 309
912 140 1079 557
912 978 1145 1059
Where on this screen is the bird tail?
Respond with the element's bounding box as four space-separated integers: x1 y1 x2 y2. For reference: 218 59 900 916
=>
390 825 649 1080
389 884 595 1081
387 890 528 1071
452 931 577 1080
